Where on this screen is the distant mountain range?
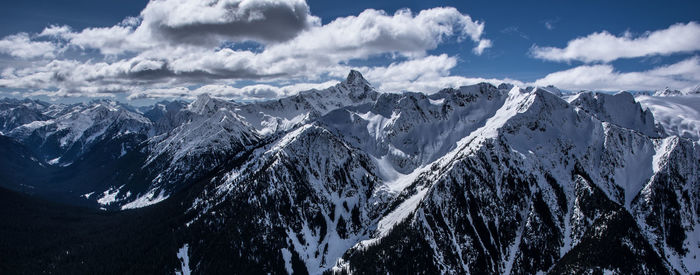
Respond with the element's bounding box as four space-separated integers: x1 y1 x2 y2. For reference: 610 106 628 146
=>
0 71 698 274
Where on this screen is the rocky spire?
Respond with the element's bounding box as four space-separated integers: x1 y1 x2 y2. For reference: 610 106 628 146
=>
345 70 370 87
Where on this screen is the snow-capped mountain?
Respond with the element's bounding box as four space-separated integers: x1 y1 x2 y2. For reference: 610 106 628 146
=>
234 70 379 135
0 71 698 274
7 100 152 166
128 95 261 209
321 83 511 174
140 100 189 135
0 98 52 134
654 88 685 97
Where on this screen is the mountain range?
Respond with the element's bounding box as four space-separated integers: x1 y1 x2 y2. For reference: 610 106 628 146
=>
0 71 698 274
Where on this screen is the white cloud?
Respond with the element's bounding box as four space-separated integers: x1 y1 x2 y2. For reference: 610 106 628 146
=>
0 53 514 100
126 80 338 100
473 39 492 55
0 58 170 95
38 25 72 38
532 22 700 63
136 0 319 46
68 25 139 55
355 54 521 93
533 56 700 91
264 7 491 61
37 0 319 56
0 33 57 59
362 55 456 87
0 1 494 99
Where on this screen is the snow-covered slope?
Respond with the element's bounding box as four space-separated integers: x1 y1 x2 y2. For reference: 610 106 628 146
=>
321 83 510 174
186 123 384 274
120 94 260 209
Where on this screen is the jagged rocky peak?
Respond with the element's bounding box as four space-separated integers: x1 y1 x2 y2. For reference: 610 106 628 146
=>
430 82 502 101
538 85 563 96
0 98 52 133
0 97 50 110
458 82 498 94
141 100 187 121
345 69 371 88
341 69 377 97
82 101 122 120
188 93 236 115
523 85 562 97
653 85 700 96
189 93 213 113
654 87 684 97
570 91 660 137
86 98 138 113
73 100 148 125
497 82 514 91
88 98 118 106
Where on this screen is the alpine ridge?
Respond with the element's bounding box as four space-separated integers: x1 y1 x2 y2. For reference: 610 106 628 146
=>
0 71 698 274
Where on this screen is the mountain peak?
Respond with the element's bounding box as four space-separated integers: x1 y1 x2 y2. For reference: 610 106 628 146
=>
345 70 370 87
189 93 230 115
539 85 563 96
654 87 683 97
195 93 212 102
570 91 658 137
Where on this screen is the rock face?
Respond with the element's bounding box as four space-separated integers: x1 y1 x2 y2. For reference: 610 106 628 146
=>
0 71 698 274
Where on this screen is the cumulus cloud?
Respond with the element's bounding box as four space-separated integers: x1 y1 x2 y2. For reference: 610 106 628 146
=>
35 0 319 55
126 80 338 100
473 39 492 55
361 55 457 87
0 0 495 99
353 54 522 93
138 0 318 46
264 7 491 61
533 56 700 91
0 48 292 97
532 22 700 63
0 59 139 97
49 5 491 61
38 25 73 38
67 25 138 55
0 33 57 59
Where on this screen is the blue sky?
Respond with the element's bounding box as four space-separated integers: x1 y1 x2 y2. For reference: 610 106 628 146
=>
0 0 698 103
308 0 699 79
